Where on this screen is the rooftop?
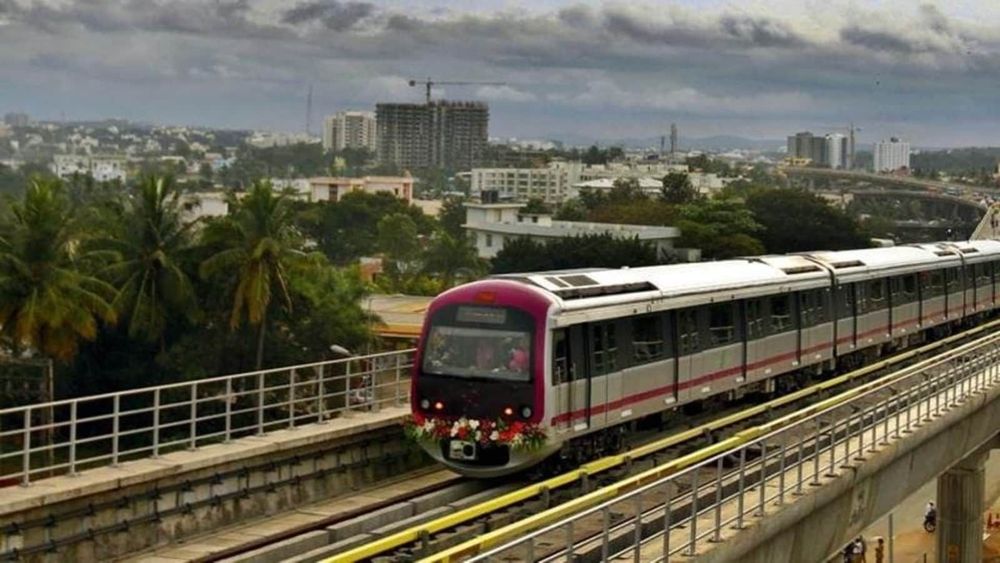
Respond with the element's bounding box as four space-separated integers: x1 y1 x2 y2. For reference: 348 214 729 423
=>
464 219 679 240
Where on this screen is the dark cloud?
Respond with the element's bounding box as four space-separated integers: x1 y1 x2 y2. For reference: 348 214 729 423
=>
718 15 804 48
282 0 374 31
839 26 921 54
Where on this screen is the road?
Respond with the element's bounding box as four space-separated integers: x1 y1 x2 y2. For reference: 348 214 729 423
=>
853 450 1000 562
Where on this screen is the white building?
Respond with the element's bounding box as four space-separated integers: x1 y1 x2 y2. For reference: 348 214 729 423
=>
825 133 846 170
568 172 727 199
471 162 583 203
322 111 377 153
247 132 319 149
873 137 911 172
51 154 127 183
463 202 682 260
307 175 414 203
180 192 229 223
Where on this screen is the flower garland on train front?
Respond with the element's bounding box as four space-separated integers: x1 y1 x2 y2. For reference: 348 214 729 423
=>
404 414 547 452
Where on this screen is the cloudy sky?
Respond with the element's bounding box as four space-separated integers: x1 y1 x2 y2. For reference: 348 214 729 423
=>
2 0 999 146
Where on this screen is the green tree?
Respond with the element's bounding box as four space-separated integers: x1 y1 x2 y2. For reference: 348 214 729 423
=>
377 213 421 283
675 198 764 259
522 197 551 215
200 180 317 369
438 196 467 239
422 232 483 288
99 176 200 349
746 188 871 253
491 234 660 274
0 178 117 360
660 172 699 204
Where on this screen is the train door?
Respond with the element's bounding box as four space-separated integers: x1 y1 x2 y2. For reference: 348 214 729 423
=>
564 325 590 431
744 298 768 382
551 328 572 432
586 321 616 429
674 308 700 404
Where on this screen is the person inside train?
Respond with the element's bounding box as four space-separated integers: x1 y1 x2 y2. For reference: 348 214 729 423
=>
507 337 529 373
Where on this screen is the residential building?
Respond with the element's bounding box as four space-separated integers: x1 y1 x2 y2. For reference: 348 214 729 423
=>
246 132 319 149
786 131 850 169
463 201 683 260
3 113 29 127
873 137 911 172
470 162 583 203
179 192 229 223
308 174 414 203
322 111 377 153
568 172 727 199
51 154 127 183
376 100 488 170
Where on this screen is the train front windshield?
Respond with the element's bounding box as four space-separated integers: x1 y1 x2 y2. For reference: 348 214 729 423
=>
421 305 533 382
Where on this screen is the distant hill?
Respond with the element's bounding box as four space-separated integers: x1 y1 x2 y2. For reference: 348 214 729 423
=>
910 147 1000 173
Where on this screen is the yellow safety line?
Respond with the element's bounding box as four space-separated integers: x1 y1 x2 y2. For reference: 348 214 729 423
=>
324 318 1000 563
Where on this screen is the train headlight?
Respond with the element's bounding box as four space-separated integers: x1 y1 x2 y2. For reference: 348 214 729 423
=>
419 398 430 410
520 406 533 419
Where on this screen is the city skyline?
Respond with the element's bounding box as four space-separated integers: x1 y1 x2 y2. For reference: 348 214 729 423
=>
2 1 1000 146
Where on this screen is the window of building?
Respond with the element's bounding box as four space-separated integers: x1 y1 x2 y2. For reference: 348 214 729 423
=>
708 303 736 346
485 233 493 247
632 315 665 363
771 294 793 333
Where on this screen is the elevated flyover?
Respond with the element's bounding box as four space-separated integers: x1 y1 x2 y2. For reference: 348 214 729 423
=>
462 330 1000 563
782 167 997 196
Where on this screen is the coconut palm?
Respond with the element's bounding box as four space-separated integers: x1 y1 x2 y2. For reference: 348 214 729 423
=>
200 180 316 369
422 231 484 288
100 175 199 349
0 177 116 360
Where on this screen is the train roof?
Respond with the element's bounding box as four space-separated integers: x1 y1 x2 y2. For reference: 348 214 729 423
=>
494 238 1000 319
497 256 830 311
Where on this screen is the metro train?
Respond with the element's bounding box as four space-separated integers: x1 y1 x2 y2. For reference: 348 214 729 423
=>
409 240 1000 477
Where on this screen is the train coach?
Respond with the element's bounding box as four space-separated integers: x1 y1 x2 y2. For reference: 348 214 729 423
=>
409 240 1000 477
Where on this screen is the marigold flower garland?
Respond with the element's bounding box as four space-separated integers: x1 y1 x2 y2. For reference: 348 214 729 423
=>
404 413 547 452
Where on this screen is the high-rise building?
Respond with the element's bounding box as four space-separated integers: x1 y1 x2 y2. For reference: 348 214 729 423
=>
322 111 376 153
3 112 29 127
873 137 911 172
376 101 488 171
670 123 678 156
787 131 849 168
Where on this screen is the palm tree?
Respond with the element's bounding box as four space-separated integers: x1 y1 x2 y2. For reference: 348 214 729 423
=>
0 177 117 360
423 232 483 288
200 181 315 369
100 175 199 349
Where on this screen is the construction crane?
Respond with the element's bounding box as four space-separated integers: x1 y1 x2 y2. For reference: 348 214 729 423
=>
408 77 507 103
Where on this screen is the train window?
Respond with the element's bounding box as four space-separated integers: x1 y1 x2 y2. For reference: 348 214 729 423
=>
678 309 700 355
867 279 886 310
771 294 793 333
837 285 855 318
976 263 991 288
708 303 735 346
799 292 815 328
925 270 945 298
892 275 917 305
946 268 961 293
746 299 766 339
632 315 665 363
552 329 569 385
966 266 975 289
590 322 618 375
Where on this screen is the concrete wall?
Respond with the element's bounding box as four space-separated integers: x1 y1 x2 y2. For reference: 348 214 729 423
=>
0 410 424 562
699 375 1000 563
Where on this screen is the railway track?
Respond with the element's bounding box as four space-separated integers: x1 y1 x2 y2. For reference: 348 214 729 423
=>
315 318 1000 563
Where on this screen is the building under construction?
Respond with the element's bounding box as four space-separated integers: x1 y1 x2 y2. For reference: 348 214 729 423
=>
376 101 489 171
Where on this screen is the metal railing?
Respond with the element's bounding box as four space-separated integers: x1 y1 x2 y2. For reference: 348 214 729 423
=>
468 333 1000 562
0 349 415 487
